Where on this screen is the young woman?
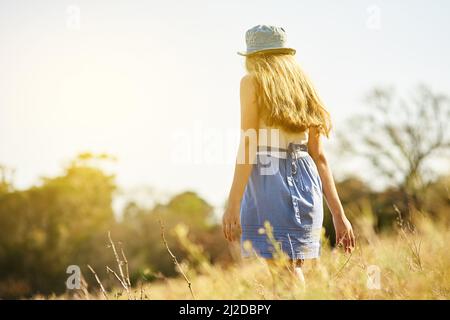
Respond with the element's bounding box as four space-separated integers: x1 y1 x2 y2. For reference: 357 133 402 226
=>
223 25 355 278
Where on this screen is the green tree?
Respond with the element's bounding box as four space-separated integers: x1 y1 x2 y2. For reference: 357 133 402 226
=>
0 153 117 297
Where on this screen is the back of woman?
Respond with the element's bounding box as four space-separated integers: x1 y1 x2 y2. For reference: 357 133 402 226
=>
223 25 355 283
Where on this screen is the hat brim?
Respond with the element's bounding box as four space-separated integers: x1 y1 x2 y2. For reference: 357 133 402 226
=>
237 47 296 56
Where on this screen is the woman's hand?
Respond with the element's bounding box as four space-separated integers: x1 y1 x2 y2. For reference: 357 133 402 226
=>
333 214 356 253
222 203 241 242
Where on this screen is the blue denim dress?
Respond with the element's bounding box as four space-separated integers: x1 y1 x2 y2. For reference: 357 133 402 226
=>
240 143 323 260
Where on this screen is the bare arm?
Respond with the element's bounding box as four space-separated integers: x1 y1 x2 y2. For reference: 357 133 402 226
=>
223 75 258 242
308 126 355 252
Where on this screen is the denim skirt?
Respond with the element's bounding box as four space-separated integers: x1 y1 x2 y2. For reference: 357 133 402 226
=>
240 143 324 260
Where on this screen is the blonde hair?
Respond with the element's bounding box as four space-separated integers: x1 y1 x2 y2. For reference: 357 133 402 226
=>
245 53 331 136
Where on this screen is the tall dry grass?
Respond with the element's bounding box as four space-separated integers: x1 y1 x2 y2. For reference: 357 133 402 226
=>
51 208 449 300
140 213 449 300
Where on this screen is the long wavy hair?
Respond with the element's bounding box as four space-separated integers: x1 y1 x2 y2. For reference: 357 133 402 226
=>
245 53 331 136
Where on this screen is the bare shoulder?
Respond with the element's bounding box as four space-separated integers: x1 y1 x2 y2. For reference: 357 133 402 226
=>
240 74 256 91
307 126 324 159
239 74 259 127
240 74 257 102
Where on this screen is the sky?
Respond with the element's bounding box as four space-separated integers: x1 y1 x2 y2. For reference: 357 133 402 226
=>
1 0 450 212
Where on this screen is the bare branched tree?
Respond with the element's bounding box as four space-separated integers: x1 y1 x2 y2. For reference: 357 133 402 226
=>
339 85 450 213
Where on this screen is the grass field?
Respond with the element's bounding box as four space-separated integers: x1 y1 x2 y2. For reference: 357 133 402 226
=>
144 217 448 300
49 213 450 300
